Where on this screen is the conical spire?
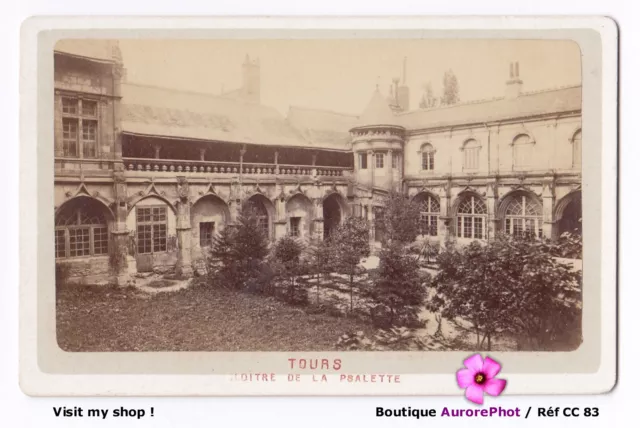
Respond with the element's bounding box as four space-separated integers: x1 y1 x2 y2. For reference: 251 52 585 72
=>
356 88 397 128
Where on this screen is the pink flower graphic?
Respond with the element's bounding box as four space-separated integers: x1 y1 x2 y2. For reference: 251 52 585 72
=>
456 354 507 405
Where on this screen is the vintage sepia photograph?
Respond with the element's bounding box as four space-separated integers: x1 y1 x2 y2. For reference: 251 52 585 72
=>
52 37 585 355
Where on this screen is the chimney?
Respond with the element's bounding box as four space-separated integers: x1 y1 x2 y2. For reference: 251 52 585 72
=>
396 56 410 111
242 54 261 103
505 61 523 99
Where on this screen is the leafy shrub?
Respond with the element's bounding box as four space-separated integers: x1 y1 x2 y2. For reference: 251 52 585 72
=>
335 328 428 351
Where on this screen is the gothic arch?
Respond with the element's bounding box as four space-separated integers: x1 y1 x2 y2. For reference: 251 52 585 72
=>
497 189 543 218
554 190 582 236
127 194 178 215
55 195 115 222
411 190 440 205
450 189 485 214
243 193 276 239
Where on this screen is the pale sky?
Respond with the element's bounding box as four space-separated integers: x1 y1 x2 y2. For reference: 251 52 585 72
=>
118 39 582 116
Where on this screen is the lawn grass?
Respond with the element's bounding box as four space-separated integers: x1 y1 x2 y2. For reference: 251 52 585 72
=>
56 282 375 352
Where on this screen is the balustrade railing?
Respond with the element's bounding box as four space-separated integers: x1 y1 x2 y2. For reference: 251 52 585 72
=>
122 158 351 177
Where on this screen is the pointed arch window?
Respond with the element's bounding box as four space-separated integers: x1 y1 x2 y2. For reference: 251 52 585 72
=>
572 130 582 169
421 143 435 171
456 195 486 239
55 199 109 258
462 139 481 170
504 194 543 238
417 195 440 236
513 134 534 169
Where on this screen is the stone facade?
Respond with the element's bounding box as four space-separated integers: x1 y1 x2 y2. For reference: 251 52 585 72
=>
53 45 582 285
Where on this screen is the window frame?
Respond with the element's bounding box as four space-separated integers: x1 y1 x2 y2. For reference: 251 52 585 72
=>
135 205 169 255
572 130 582 169
199 221 215 248
421 144 435 171
504 195 543 239
359 152 368 169
375 152 384 169
512 134 534 170
455 195 487 240
289 216 302 237
417 195 440 237
54 210 109 259
462 140 481 170
59 96 100 159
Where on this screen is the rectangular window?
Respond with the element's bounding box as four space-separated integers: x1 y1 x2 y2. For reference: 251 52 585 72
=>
473 218 484 239
199 222 215 247
62 118 78 157
289 217 301 237
463 217 473 238
392 153 398 169
55 230 66 258
359 153 368 169
93 226 109 255
59 97 100 159
136 206 168 254
82 100 98 117
514 145 532 168
62 97 78 114
69 227 91 257
363 206 369 220
82 120 98 158
375 152 384 169
464 148 480 169
422 152 434 170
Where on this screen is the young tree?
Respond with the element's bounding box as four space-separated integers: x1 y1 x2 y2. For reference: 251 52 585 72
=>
330 216 370 312
305 237 334 305
381 190 421 245
273 236 307 305
428 234 581 351
372 240 427 328
207 204 270 291
440 69 460 106
419 82 438 109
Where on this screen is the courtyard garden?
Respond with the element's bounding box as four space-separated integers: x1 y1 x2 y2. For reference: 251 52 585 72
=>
56 191 583 353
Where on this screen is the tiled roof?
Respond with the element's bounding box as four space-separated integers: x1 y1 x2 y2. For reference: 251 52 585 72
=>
54 39 121 63
354 89 398 128
396 85 581 130
286 106 358 151
120 83 319 149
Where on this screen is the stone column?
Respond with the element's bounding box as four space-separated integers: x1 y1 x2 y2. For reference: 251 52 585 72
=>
111 172 135 285
541 179 556 240
54 91 63 158
311 152 318 177
313 197 325 240
175 178 193 277
487 179 499 240
387 149 393 189
175 201 193 278
368 150 375 188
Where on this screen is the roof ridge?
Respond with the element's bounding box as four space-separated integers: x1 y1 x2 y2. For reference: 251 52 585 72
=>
122 81 260 105
288 105 359 118
399 83 582 116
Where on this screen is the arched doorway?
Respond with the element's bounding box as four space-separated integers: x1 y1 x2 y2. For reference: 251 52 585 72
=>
557 192 582 236
323 193 344 238
243 194 274 239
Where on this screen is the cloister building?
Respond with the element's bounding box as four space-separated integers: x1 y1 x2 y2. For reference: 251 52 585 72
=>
53 40 582 284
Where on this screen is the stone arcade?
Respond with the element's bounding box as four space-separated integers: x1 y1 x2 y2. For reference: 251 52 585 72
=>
53 41 582 284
